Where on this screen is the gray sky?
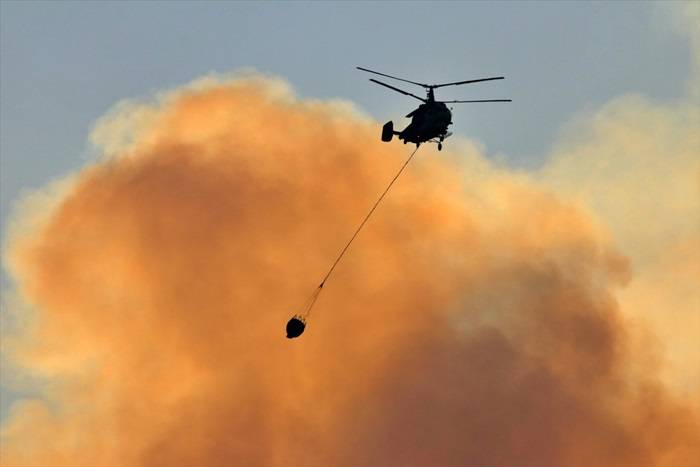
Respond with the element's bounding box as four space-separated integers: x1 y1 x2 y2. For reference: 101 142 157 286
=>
1 1 692 227
0 1 693 419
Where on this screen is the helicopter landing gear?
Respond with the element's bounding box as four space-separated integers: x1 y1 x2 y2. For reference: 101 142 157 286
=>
437 135 445 151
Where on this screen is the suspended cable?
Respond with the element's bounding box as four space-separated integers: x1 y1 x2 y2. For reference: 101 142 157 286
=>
319 145 420 288
289 145 421 333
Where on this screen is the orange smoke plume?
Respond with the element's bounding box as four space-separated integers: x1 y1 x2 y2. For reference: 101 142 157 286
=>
2 75 698 466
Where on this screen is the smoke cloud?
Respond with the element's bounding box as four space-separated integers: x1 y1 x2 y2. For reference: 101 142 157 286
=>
2 73 698 466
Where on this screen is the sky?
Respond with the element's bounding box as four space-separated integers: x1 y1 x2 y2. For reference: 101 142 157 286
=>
1 1 693 225
1 2 699 466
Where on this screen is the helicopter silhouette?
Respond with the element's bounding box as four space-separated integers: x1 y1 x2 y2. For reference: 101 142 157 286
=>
357 67 511 150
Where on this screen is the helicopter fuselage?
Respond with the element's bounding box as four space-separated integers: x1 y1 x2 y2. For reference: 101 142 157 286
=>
398 101 452 145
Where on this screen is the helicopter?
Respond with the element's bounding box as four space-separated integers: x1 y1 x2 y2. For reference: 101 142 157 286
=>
357 67 511 150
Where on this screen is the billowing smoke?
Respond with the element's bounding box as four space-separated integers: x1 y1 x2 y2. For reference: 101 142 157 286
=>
2 74 698 467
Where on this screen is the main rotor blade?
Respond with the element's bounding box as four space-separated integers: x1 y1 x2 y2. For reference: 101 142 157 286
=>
369 79 426 102
357 66 428 88
432 77 505 88
439 99 512 103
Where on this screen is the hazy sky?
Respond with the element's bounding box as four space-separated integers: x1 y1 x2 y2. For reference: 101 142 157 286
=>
1 2 698 462
1 1 692 231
